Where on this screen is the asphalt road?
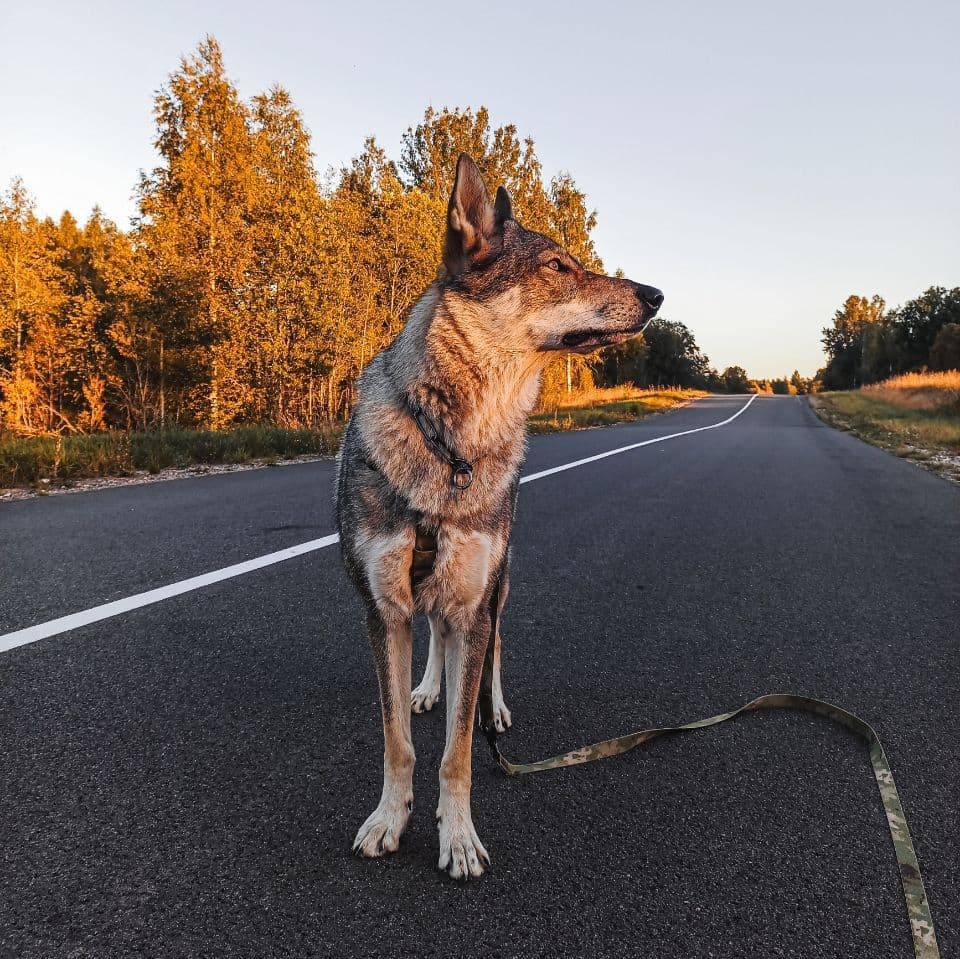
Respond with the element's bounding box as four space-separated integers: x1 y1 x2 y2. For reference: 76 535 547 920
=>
1 395 957 958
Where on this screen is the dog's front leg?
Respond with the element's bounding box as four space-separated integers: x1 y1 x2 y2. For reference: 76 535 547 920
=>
353 604 415 857
436 607 491 879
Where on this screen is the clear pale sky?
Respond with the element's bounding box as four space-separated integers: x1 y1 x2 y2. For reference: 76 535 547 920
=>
2 1 957 378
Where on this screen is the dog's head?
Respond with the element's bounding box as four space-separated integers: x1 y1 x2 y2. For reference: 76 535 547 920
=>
439 153 662 354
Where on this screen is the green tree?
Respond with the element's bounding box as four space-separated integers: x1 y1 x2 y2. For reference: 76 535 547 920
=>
643 320 713 387
721 366 751 393
821 294 885 389
930 323 960 371
886 287 960 372
771 377 791 395
596 320 713 389
592 337 649 388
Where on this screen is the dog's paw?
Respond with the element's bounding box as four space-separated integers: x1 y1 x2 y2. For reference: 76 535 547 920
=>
436 801 489 879
411 683 440 714
352 799 412 858
490 696 512 732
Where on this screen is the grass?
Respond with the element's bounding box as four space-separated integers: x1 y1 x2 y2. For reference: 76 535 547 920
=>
1 387 704 490
0 424 342 490
811 370 960 482
862 369 960 410
529 386 705 433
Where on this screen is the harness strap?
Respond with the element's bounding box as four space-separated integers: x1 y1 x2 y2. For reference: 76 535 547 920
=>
488 693 939 959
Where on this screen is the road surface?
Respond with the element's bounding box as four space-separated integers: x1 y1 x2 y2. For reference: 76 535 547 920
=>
1 396 957 958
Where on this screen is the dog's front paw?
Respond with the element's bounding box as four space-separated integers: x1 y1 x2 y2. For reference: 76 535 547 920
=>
436 800 489 879
411 682 440 714
352 798 412 858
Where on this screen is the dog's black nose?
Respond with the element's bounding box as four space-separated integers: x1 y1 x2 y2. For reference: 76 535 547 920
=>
635 284 664 314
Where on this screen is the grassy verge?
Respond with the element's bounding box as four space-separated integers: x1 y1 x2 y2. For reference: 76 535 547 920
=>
810 371 960 482
529 387 705 433
1 387 704 490
0 424 342 490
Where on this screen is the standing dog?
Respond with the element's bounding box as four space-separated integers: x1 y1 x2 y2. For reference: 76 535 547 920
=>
336 153 662 878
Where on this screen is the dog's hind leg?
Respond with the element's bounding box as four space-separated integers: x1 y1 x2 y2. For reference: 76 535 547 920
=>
478 569 512 734
489 567 511 731
411 614 444 714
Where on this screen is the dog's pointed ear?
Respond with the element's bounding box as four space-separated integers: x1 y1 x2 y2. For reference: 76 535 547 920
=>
443 153 503 277
494 186 513 225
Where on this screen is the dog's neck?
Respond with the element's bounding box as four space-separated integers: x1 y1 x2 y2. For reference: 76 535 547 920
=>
397 286 546 458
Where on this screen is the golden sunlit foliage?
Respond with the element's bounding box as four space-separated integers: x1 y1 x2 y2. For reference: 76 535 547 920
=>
0 37 606 437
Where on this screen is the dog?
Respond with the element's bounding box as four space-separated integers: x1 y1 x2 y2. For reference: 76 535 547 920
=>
336 153 662 878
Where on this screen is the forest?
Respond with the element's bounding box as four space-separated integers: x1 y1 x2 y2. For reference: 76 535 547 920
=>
0 37 730 441
820 289 960 390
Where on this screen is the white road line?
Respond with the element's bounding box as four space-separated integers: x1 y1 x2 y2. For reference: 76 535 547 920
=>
519 393 757 484
1 395 756 654
0 536 340 653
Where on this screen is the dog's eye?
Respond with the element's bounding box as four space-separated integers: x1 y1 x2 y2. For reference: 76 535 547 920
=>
545 258 564 272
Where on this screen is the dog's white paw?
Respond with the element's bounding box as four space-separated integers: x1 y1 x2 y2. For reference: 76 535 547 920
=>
436 800 489 879
352 798 411 858
411 682 440 714
490 695 512 732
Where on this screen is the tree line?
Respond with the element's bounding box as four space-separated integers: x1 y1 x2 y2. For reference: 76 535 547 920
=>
820 287 960 390
1 37 743 438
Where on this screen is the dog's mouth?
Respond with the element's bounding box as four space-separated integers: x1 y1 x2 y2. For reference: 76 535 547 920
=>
561 324 646 350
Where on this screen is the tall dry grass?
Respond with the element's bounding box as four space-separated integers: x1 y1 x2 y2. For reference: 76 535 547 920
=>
529 387 703 432
538 384 704 411
814 369 960 469
863 370 960 411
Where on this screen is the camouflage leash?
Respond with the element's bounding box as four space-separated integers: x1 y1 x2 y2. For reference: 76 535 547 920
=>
487 693 939 959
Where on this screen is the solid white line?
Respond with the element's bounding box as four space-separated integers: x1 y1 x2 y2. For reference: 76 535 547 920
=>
1 395 756 654
0 535 339 653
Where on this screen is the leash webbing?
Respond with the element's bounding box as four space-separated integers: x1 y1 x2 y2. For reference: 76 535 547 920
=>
488 693 939 959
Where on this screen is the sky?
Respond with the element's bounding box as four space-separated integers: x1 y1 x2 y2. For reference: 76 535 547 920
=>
1 1 957 378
